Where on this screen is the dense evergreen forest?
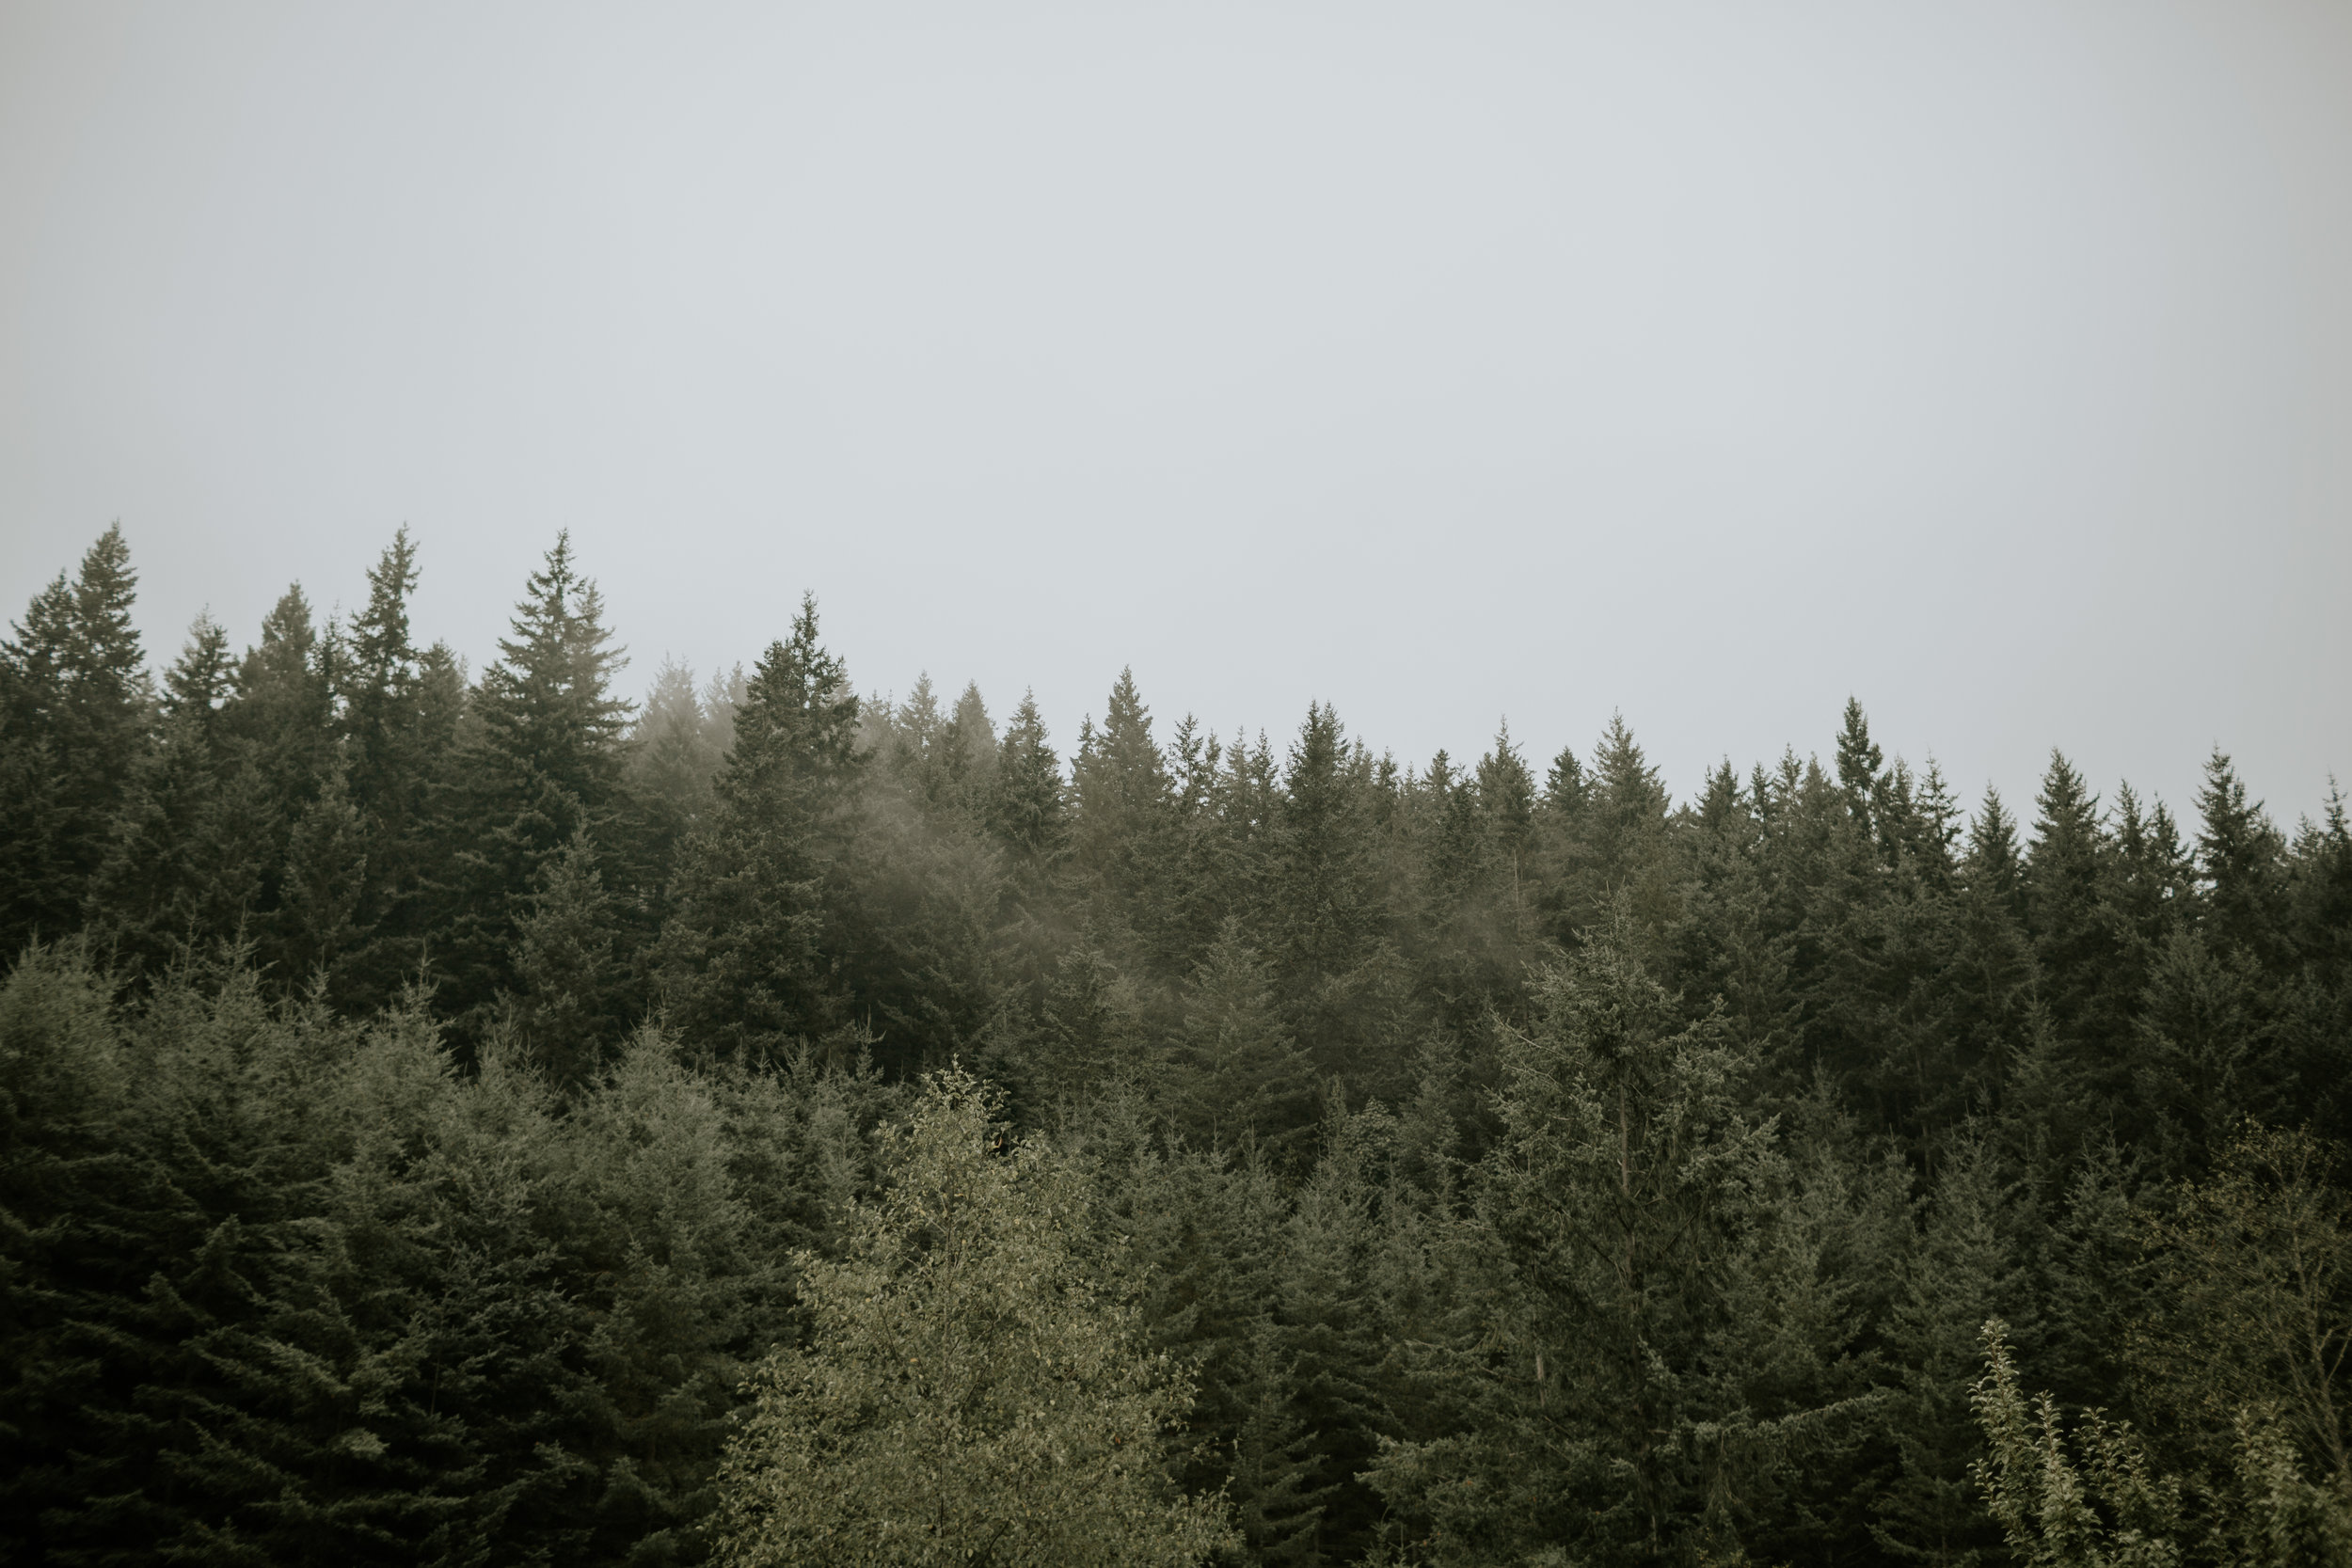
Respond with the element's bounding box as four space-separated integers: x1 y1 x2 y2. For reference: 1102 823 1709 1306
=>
4 524 2349 1567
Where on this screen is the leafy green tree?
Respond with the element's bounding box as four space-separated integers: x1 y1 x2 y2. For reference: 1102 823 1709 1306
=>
709 1068 1234 1567
1970 1320 2188 1568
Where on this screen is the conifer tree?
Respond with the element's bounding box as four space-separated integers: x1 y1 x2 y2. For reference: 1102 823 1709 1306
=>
2025 752 2122 1056
657 594 862 1060
1371 907 1793 1566
2195 749 2288 967
1070 668 1178 950
0 525 151 951
1874 1137 2034 1564
443 533 632 1022
85 614 269 970
1835 696 1889 841
991 689 1069 867
1166 918 1316 1160
328 530 468 1009
1266 704 1390 1081
496 829 626 1089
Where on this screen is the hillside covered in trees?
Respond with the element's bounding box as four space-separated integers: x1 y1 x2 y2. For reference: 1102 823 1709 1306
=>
4 526 2349 1566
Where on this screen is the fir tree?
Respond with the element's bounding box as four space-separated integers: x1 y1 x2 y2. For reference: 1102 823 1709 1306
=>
656 594 862 1060
442 533 632 1023
1166 919 1316 1161
991 689 1069 866
0 525 151 952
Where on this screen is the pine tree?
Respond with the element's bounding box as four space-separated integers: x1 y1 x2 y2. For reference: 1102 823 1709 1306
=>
496 829 626 1090
272 760 369 988
1874 1136 2034 1564
1372 907 1791 1566
0 525 151 952
1266 703 1391 1084
656 594 863 1061
1070 668 1178 951
442 534 632 1023
328 529 468 1010
1166 919 1316 1161
1835 696 1889 842
2025 752 2121 1054
991 689 1069 867
2195 749 2288 967
85 614 269 972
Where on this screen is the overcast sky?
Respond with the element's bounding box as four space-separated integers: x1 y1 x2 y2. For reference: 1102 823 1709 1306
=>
4 0 2346 823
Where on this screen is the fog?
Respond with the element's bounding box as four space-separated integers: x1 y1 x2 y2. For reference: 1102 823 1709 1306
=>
4 0 2347 816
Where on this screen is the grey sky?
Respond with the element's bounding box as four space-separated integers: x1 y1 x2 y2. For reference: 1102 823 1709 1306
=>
4 0 2346 823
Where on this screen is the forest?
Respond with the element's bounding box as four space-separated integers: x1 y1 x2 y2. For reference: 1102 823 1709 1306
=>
2 523 2348 1567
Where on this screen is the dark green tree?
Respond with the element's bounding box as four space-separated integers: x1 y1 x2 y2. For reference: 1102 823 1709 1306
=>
656 594 863 1062
0 525 151 952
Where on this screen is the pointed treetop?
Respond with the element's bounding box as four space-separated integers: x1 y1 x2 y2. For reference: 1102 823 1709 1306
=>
163 611 233 723
1834 697 1884 801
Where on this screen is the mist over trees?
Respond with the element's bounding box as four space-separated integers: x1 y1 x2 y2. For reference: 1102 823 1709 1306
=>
3 527 2349 1566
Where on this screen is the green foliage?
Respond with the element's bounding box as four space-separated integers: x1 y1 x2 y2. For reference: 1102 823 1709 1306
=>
0 525 150 953
1971 1320 2186 1568
657 594 865 1061
709 1068 1234 1567
7 530 2352 1566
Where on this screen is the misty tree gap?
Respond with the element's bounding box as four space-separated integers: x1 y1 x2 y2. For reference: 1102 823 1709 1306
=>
4 527 2350 1565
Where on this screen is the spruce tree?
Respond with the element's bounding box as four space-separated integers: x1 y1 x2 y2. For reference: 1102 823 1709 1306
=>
328 529 468 1010
1166 918 1317 1160
1266 703 1391 1084
496 829 626 1089
85 614 269 972
656 594 862 1061
2195 748 2288 967
2025 752 2121 1055
990 689 1069 867
443 534 632 1023
0 525 151 952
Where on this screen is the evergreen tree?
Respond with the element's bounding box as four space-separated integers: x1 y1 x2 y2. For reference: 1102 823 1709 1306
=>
1070 668 1179 958
2022 753 2122 1060
496 829 626 1089
441 533 632 1023
1166 919 1317 1161
1266 704 1393 1085
1874 1137 2034 1564
1370 908 1793 1566
0 525 151 952
84 614 269 972
328 529 468 1010
1835 696 1889 840
657 594 862 1061
991 689 1070 867
2195 749 2289 968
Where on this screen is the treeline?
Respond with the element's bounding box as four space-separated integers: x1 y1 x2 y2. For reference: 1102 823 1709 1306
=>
2 525 2348 1565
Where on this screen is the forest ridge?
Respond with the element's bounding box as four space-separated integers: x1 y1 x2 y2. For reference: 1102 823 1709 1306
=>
2 526 2349 1566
